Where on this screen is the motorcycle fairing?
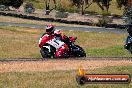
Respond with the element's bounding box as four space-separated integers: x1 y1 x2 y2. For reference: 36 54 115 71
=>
126 35 132 44
47 38 64 49
43 46 51 52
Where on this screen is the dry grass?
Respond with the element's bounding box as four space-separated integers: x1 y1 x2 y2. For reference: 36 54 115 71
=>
0 59 132 72
0 16 93 28
0 26 41 58
0 65 132 88
0 16 48 24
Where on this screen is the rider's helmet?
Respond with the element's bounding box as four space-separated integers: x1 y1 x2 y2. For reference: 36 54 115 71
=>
127 24 132 36
54 29 61 37
46 24 55 34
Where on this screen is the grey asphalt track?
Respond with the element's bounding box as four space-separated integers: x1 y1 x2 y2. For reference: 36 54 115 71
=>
0 22 127 34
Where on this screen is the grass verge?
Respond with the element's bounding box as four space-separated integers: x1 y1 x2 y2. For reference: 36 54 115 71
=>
0 65 132 88
0 26 131 58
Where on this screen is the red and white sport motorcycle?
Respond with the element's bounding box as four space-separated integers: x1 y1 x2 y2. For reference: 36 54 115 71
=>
39 36 86 59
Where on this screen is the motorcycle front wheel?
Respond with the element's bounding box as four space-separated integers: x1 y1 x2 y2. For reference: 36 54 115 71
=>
72 45 86 57
40 47 55 59
125 43 132 54
128 46 132 54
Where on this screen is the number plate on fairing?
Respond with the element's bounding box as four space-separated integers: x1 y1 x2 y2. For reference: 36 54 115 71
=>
47 38 64 49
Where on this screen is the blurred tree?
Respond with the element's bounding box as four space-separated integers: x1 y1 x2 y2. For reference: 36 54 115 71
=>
12 0 23 9
0 0 11 6
70 0 93 15
45 0 56 15
93 0 112 13
124 7 132 24
0 0 23 8
116 0 127 9
116 0 132 24
116 0 132 9
71 0 112 15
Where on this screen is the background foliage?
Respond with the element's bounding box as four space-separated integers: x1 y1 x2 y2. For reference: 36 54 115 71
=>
0 0 23 8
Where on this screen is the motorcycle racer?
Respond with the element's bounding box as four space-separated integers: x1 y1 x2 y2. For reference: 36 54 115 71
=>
39 25 86 58
39 24 77 58
54 30 77 46
39 24 69 58
39 24 55 48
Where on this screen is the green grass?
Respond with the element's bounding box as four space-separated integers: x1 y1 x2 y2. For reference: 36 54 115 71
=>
0 26 131 58
0 65 132 88
87 45 132 57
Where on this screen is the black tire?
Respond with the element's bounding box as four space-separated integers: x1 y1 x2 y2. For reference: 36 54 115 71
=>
40 48 48 58
76 76 86 85
73 45 86 57
128 46 132 54
125 43 132 54
40 47 56 59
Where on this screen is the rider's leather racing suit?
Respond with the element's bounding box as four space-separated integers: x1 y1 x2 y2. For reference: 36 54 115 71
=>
39 33 69 58
39 33 54 48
